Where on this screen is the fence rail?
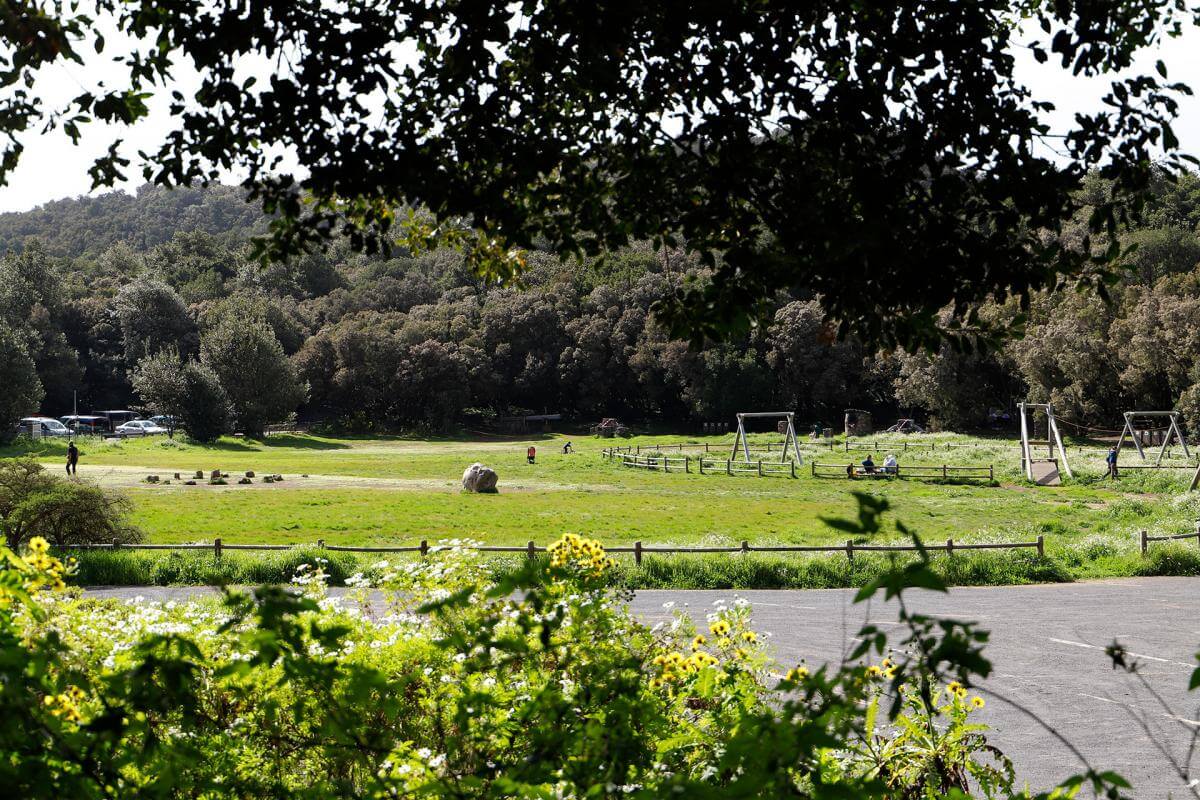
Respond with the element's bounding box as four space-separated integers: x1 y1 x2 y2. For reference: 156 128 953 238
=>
53 535 1046 564
810 462 994 481
1139 525 1200 554
603 448 799 477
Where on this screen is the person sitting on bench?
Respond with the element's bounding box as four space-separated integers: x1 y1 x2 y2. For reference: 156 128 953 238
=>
861 455 876 474
882 453 898 474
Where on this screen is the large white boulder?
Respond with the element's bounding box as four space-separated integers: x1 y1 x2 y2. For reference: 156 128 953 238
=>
461 462 499 493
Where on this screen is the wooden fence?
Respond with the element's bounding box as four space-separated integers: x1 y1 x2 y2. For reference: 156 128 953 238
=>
603 448 798 477
55 535 1046 564
1139 524 1200 553
810 462 994 482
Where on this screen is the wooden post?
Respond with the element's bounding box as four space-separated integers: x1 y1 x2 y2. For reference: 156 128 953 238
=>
1140 530 1148 555
790 461 796 478
420 539 429 557
113 538 121 549
846 540 855 561
726 460 732 476
943 464 948 480
527 540 537 560
741 540 750 554
705 443 709 453
1036 535 1044 558
699 458 705 475
214 537 222 560
634 541 643 565
684 455 690 473
946 538 954 555
662 458 669 473
636 445 641 454
757 460 763 477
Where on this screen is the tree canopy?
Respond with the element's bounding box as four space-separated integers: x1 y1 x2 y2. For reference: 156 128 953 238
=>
3 1 1197 347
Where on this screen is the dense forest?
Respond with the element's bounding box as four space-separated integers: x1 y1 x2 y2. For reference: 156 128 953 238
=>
4 175 1200 437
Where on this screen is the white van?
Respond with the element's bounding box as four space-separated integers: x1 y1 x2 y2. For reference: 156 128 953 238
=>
18 417 73 438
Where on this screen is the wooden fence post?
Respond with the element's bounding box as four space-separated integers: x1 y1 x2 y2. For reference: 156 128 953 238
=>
214 537 222 560
845 540 855 561
684 455 690 473
527 541 537 560
634 541 643 565
741 540 750 555
943 464 948 480
420 539 429 557
946 538 954 555
662 458 669 473
1036 535 1044 558
790 461 796 478
699 458 705 475
1140 530 1148 555
726 460 732 476
636 445 641 454
757 460 763 477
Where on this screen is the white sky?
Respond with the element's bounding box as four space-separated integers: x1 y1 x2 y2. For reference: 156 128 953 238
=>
0 21 1197 214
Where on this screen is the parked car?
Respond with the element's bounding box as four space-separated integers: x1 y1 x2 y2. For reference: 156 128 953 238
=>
93 410 139 432
18 417 73 438
149 415 182 430
60 415 105 434
115 420 168 436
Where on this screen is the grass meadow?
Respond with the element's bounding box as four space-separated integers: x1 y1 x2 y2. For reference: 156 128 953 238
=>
6 429 1200 586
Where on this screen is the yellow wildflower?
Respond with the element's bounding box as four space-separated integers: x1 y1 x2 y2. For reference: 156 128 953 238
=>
970 696 985 709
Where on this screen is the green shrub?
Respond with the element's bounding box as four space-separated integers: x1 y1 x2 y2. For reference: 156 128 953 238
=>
3 535 1103 799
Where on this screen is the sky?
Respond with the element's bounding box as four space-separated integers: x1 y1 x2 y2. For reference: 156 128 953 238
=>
0 20 1197 214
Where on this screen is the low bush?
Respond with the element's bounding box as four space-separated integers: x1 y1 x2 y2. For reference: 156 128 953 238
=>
2 534 1120 799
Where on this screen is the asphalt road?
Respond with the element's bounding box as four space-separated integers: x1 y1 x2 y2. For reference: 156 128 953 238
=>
84 579 1200 798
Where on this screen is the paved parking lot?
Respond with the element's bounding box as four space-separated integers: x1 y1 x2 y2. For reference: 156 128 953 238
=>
87 578 1200 797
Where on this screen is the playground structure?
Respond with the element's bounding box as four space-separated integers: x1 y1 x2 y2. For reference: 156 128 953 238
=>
590 417 630 438
1017 402 1072 484
730 412 803 464
885 418 925 434
1116 411 1189 465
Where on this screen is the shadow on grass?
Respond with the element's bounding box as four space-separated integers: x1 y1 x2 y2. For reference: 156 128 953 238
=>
260 434 350 450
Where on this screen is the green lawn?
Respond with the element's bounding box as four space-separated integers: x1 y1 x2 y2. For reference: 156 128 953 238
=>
7 431 1200 558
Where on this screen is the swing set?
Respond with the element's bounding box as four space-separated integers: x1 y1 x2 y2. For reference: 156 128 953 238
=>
730 412 803 464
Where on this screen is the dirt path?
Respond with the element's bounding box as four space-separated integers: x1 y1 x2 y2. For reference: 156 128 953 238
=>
43 463 625 494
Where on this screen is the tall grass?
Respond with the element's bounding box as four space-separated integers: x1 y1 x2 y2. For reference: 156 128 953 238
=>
67 548 365 586
62 533 1200 590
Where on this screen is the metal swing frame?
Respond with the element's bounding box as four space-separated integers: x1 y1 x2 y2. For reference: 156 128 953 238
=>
730 412 803 464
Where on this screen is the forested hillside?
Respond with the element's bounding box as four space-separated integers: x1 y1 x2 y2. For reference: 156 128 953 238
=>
4 175 1200 435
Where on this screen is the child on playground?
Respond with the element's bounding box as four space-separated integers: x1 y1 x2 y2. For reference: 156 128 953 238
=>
527 446 536 464
1106 446 1119 479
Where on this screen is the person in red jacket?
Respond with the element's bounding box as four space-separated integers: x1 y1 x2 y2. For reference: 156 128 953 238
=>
527 446 536 464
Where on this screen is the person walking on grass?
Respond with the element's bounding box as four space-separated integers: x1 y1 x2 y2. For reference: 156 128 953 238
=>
66 441 79 476
527 445 537 465
1106 445 1119 479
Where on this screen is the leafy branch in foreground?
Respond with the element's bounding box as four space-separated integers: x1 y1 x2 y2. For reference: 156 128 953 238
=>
2 2 1198 347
